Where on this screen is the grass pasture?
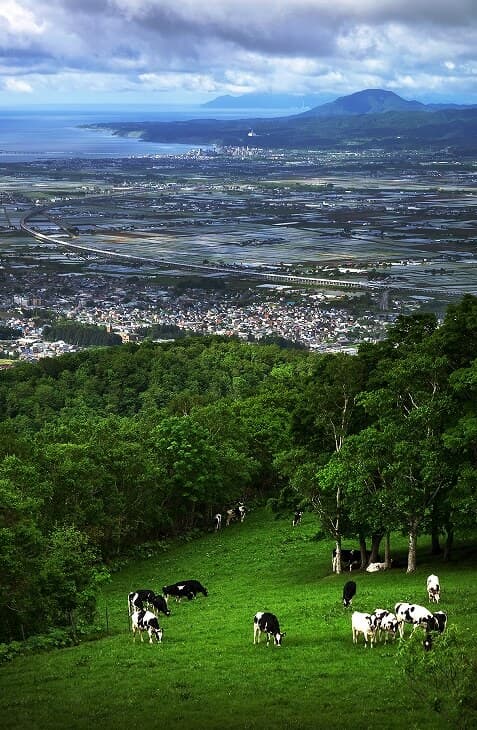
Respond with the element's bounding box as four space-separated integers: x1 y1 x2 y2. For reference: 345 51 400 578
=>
0 509 476 729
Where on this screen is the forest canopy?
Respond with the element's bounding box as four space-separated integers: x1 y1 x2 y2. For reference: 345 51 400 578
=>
1 295 477 643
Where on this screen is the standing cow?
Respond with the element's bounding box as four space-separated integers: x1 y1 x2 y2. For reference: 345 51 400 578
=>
128 590 170 617
131 609 163 644
292 510 303 527
253 612 285 646
342 580 357 608
426 574 440 604
351 611 377 648
226 504 246 526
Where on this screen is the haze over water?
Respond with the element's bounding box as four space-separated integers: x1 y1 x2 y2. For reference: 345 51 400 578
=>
0 106 251 161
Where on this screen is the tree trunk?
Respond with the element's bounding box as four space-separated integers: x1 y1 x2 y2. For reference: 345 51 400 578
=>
370 532 383 563
443 525 454 561
384 532 391 568
431 527 442 555
407 519 418 573
359 535 368 569
334 539 342 575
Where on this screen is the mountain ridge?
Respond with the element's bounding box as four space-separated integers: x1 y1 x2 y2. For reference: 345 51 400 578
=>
203 88 476 115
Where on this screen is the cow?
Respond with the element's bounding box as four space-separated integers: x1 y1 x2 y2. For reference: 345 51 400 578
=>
131 609 163 644
394 602 434 638
178 579 208 598
128 590 171 617
292 510 303 527
162 583 195 602
430 611 447 634
366 561 392 572
253 612 285 646
332 548 361 573
351 611 377 647
426 574 440 604
373 609 399 643
163 580 208 602
342 580 357 608
213 513 222 531
226 504 246 526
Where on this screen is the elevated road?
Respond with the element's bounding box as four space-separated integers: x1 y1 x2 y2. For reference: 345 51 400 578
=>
20 205 473 298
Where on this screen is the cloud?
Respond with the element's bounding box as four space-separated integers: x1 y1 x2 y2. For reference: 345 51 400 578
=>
0 1 475 102
4 76 33 92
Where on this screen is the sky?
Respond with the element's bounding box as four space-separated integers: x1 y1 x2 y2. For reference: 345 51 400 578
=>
0 0 476 107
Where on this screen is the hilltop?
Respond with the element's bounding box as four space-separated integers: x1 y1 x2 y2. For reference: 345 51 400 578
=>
92 89 477 152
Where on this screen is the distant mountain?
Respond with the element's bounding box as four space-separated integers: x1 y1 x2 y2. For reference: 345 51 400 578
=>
204 88 475 116
90 89 477 153
202 92 330 110
301 89 426 116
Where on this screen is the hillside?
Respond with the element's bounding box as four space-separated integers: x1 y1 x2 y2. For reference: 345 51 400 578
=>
94 105 477 152
0 510 476 729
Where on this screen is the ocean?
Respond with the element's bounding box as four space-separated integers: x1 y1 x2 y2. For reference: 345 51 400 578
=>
0 105 271 162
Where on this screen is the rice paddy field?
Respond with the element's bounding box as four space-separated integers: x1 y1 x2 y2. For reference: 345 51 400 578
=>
0 509 476 730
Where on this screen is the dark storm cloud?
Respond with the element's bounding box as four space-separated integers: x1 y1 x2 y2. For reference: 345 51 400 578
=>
1 1 476 101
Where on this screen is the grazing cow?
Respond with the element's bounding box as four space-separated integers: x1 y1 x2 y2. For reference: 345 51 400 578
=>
373 609 399 643
394 602 434 638
430 611 447 634
426 574 440 604
162 583 195 602
332 548 361 573
178 579 208 598
253 612 285 646
131 609 163 644
213 513 222 531
342 580 357 608
128 589 155 615
292 510 303 527
226 504 246 526
366 561 392 572
163 580 208 602
351 611 377 647
128 590 171 617
423 634 433 651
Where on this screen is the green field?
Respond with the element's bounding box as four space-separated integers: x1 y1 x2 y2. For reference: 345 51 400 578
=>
0 509 475 729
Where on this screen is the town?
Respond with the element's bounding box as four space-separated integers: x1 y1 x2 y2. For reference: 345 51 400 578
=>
1 146 475 362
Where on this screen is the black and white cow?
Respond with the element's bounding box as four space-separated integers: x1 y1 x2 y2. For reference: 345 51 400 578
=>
163 580 208 602
131 609 163 644
373 609 399 643
213 513 222 531
162 583 195 602
351 611 377 647
332 548 361 573
366 561 391 573
226 504 246 526
179 579 208 598
342 580 357 608
426 574 440 604
430 611 447 634
253 612 285 646
128 590 171 617
292 510 303 527
394 602 434 638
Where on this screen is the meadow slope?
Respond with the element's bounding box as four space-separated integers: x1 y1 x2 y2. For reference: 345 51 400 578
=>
0 508 475 730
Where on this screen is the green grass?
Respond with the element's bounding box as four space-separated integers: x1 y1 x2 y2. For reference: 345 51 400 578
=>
1 509 476 729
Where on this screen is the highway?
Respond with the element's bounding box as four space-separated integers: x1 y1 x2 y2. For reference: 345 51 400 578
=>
20 205 473 298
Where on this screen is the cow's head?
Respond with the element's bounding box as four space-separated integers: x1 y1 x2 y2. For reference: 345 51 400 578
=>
153 627 164 643
274 631 286 646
